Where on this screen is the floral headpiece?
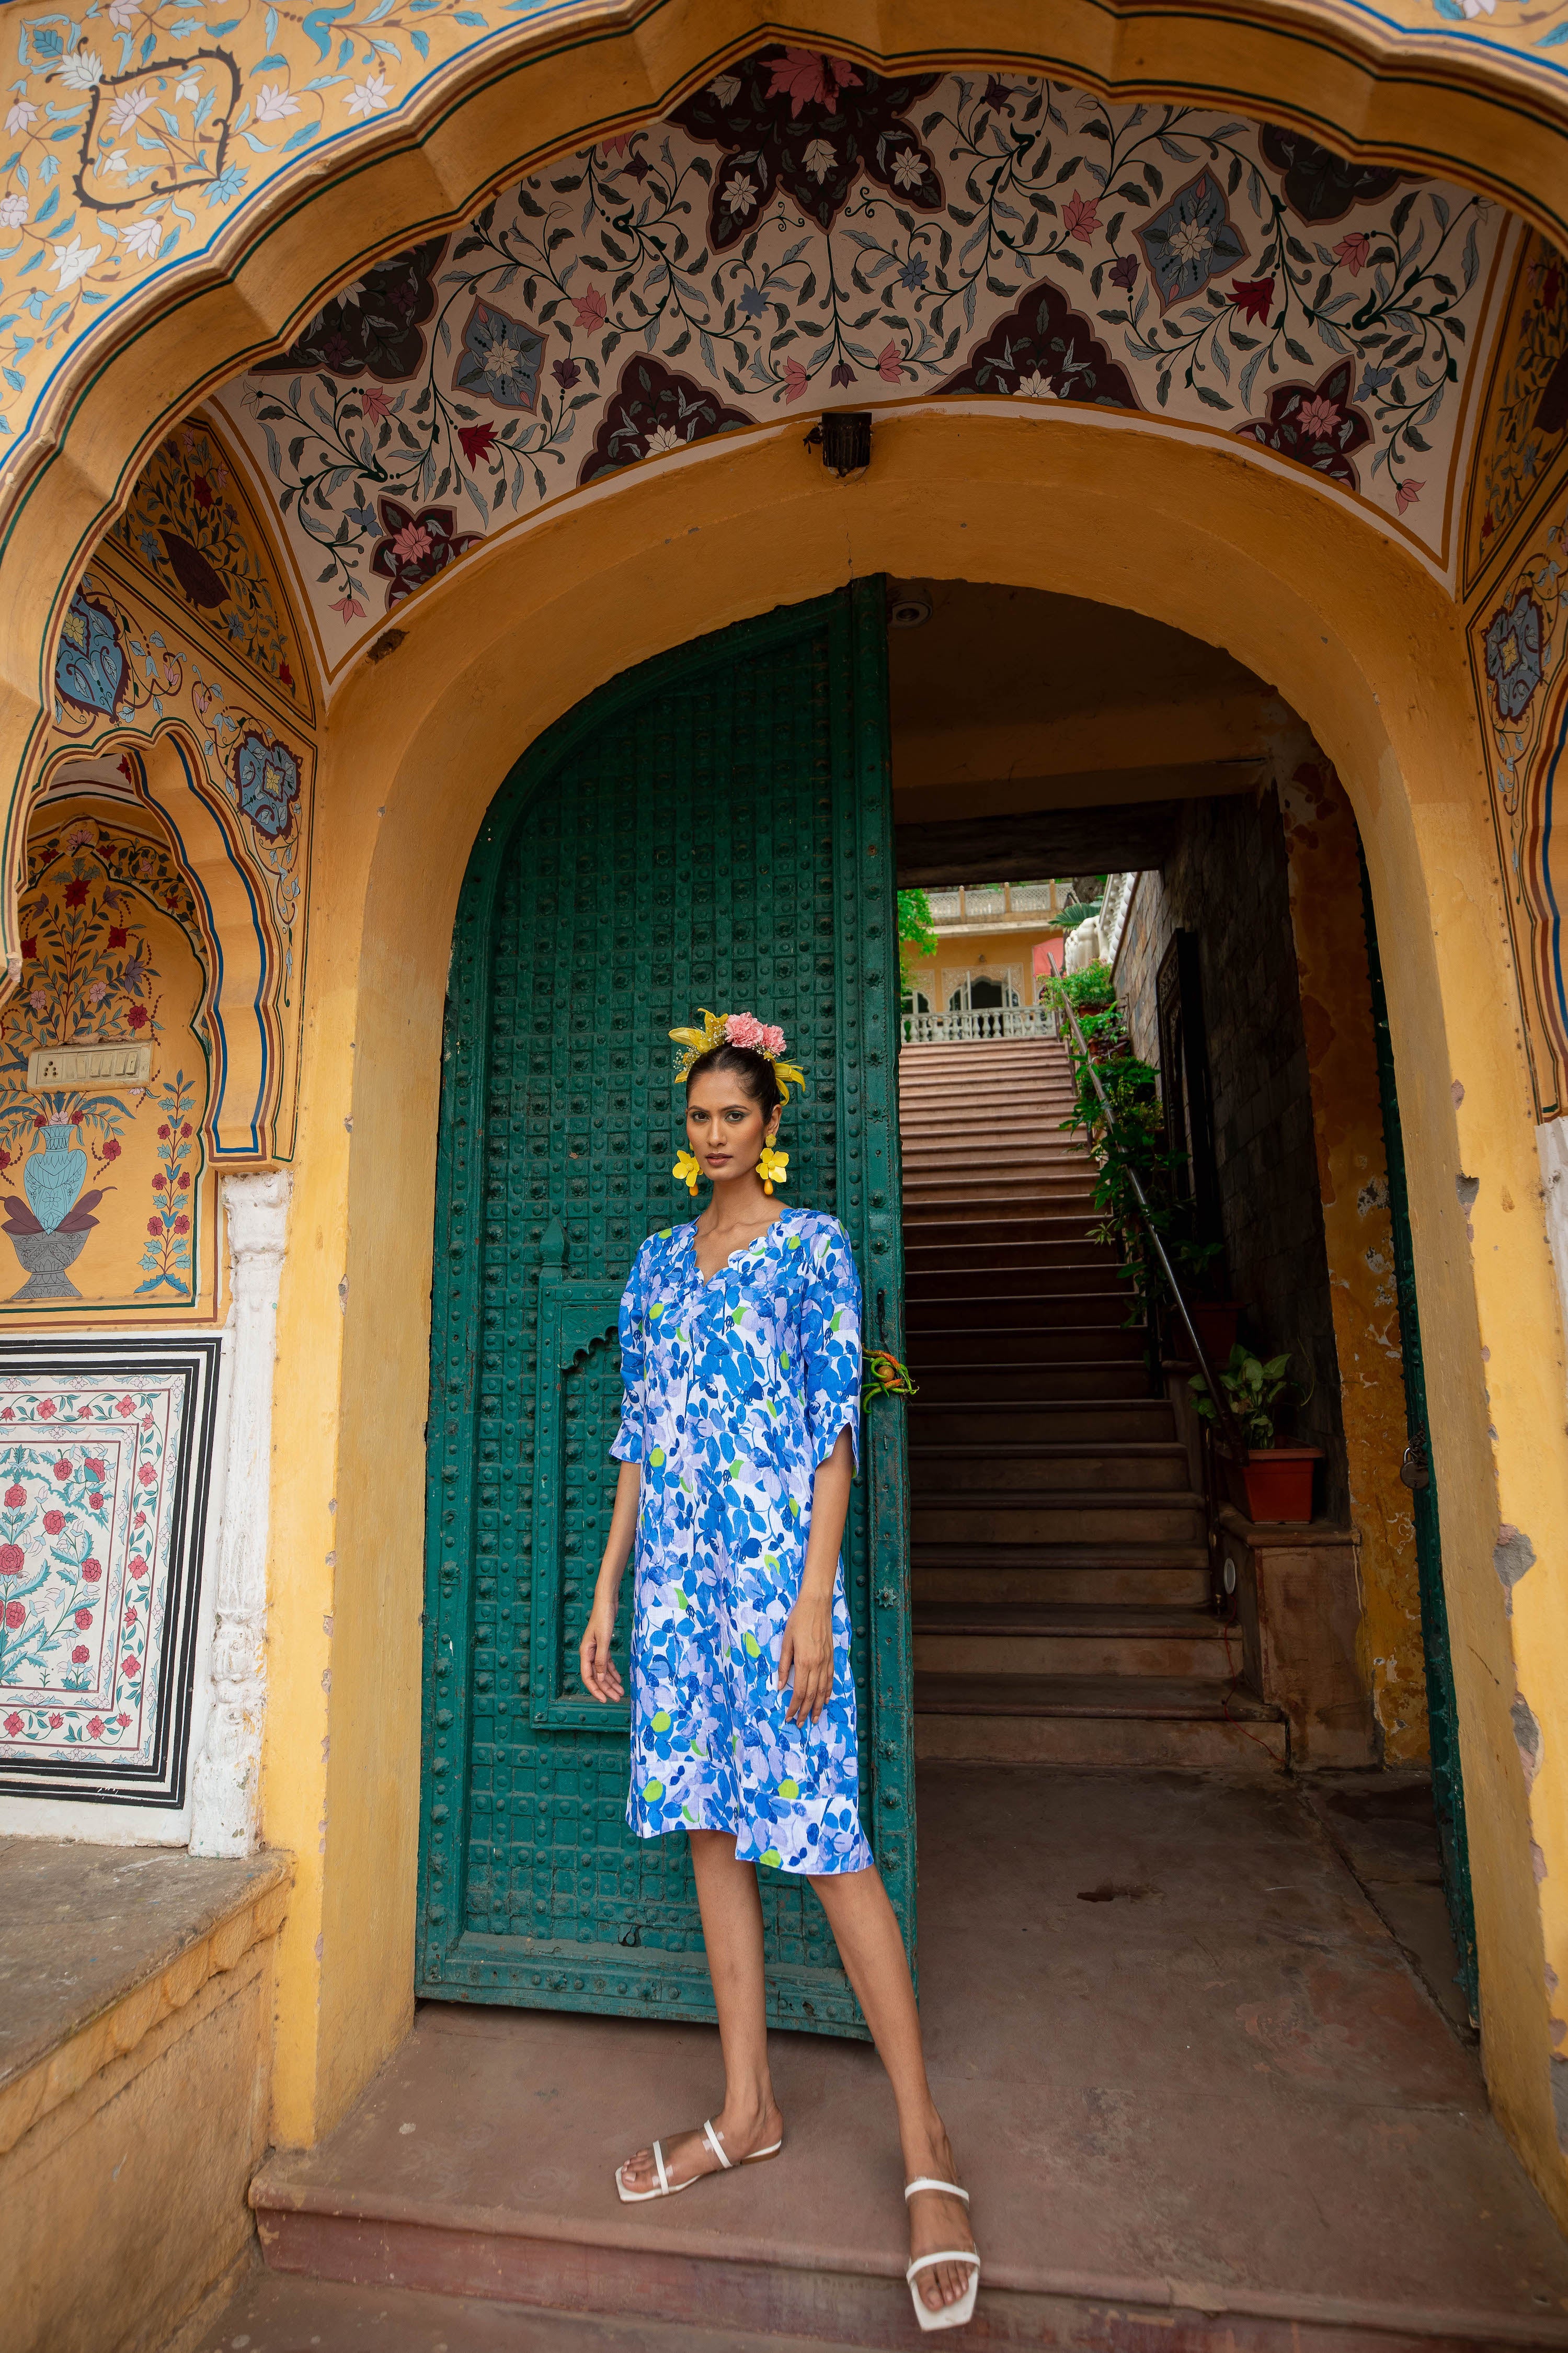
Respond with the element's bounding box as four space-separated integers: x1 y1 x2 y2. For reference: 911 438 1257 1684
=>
670 1008 807 1102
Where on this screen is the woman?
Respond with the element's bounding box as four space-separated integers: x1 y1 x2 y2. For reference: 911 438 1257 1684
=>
579 1011 980 2333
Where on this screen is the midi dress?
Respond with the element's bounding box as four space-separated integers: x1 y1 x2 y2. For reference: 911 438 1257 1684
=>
611 1207 874 1875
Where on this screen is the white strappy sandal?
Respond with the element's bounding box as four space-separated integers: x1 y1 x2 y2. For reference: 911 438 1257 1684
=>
904 2176 981 2332
614 2115 783 2203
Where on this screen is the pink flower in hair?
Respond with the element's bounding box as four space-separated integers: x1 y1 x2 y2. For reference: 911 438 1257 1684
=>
725 1011 765 1051
761 1024 786 1056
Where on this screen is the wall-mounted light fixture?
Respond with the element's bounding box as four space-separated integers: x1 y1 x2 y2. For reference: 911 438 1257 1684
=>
806 410 872 479
887 583 932 629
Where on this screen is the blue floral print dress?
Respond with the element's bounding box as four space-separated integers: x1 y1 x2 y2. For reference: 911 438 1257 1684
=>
611 1207 874 1875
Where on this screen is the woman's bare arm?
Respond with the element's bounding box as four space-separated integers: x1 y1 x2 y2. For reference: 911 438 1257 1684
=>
777 1424 854 1725
580 1458 642 1702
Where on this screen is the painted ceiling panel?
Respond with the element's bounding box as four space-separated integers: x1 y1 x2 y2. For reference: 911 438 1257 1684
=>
208 56 1513 675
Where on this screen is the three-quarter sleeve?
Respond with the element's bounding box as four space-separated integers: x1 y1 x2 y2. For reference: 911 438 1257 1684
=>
611 1243 647 1463
799 1219 863 1472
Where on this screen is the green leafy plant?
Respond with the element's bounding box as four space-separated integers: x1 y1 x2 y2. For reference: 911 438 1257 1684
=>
1048 962 1182 1321
1189 1345 1301 1449
897 887 938 990
1056 899 1103 934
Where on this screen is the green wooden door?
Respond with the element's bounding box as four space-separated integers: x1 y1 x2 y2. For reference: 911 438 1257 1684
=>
417 581 911 2038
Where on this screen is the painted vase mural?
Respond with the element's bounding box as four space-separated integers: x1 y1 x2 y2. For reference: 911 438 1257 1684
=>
0 816 212 1312
24 1127 87 1233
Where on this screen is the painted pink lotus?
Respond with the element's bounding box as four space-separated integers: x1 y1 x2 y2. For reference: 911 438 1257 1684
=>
72 1645 89 1665
570 285 608 333
1395 478 1424 514
1333 232 1371 276
765 47 861 118
877 340 904 383
4 1485 23 1507
75 1608 92 1630
42 1510 64 1535
48 1713 62 1729
4 1601 23 1630
784 356 809 403
390 521 432 564
0 1545 23 1578
3 1711 22 1736
83 1561 101 1582
138 1462 156 1486
1295 393 1341 439
88 1716 105 1737
53 1458 71 1480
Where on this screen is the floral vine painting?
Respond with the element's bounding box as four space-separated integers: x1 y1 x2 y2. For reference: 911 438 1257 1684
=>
0 811 212 1313
212 48 1509 664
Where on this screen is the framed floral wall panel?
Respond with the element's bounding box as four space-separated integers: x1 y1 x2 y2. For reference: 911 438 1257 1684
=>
0 1335 221 1806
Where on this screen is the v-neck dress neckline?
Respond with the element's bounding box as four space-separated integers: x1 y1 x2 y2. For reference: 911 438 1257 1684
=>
686 1206 797 1290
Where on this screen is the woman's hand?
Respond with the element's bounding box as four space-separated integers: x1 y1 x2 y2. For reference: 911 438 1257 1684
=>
580 1588 625 1702
779 1586 834 1724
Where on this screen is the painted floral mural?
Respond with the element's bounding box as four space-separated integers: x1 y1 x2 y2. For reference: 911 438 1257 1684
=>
0 3 1546 504
0 1349 213 1797
212 51 1508 663
0 812 211 1311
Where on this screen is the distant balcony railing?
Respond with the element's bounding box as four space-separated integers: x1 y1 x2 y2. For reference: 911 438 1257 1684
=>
901 1004 1060 1044
923 882 1063 924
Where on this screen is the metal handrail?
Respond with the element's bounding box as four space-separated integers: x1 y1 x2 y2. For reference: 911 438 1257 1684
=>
1052 985 1250 1465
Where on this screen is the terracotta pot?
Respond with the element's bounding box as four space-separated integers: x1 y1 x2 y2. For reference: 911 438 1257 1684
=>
1238 1447 1321 1525
1186 1300 1240 1362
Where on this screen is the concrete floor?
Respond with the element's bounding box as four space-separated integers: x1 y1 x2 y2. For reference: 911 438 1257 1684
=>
208 1766 1568 2351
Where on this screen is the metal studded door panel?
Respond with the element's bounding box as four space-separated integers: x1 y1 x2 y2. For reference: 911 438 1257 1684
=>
417 583 910 2036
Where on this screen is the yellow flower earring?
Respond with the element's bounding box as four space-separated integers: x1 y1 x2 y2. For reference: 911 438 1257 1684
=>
757 1141 788 1197
673 1150 701 1197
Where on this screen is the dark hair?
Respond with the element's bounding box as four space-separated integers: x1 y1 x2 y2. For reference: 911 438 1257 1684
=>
685 1042 783 1122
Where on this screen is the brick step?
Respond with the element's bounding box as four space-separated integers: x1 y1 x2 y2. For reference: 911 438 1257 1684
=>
907 1327 1148 1366
910 1442 1191 1493
906 1291 1140 1329
913 1605 1235 1681
913 1492 1206 1547
911 1363 1154 1402
915 1562 1214 1608
908 1400 1178 1445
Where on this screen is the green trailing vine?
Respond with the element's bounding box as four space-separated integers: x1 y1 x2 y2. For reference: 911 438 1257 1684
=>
1049 961 1215 1322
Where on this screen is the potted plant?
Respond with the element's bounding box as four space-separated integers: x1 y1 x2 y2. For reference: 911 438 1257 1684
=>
1190 1344 1321 1522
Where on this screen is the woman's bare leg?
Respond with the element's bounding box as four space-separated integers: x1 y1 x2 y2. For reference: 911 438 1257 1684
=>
811 1865 976 2316
616 1829 785 2193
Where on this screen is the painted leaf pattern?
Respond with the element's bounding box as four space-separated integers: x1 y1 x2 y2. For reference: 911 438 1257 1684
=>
612 1208 872 1875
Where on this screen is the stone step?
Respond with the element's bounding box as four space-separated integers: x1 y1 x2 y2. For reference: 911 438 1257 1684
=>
902 1220 1112 1256
903 1261 1129 1297
915 1560 1215 1608
912 1493 1207 1547
908 1399 1178 1445
906 1325 1148 1365
911 1362 1154 1402
912 1605 1235 1681
913 1697 1288 1770
903 1191 1099 1219
913 1670 1280 1723
910 1441 1191 1493
909 1366 1154 1403
906 1289 1140 1328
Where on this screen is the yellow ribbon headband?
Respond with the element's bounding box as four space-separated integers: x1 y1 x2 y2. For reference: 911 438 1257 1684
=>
670 1008 807 1103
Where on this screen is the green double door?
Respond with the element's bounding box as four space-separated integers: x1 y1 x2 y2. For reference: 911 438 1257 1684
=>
416 582 912 2036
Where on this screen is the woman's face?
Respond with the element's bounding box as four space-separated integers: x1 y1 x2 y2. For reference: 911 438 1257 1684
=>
685 1070 779 1186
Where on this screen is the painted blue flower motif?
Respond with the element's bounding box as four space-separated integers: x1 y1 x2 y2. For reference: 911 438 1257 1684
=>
612 1209 872 1875
54 588 128 722
739 284 769 317
1135 169 1250 311
232 728 301 842
899 253 929 289
1486 592 1545 723
453 295 544 412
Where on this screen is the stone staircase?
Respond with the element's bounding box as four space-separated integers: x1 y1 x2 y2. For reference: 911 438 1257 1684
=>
899 1037 1286 1769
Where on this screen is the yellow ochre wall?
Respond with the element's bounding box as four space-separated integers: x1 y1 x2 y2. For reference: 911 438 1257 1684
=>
3 0 1568 2255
